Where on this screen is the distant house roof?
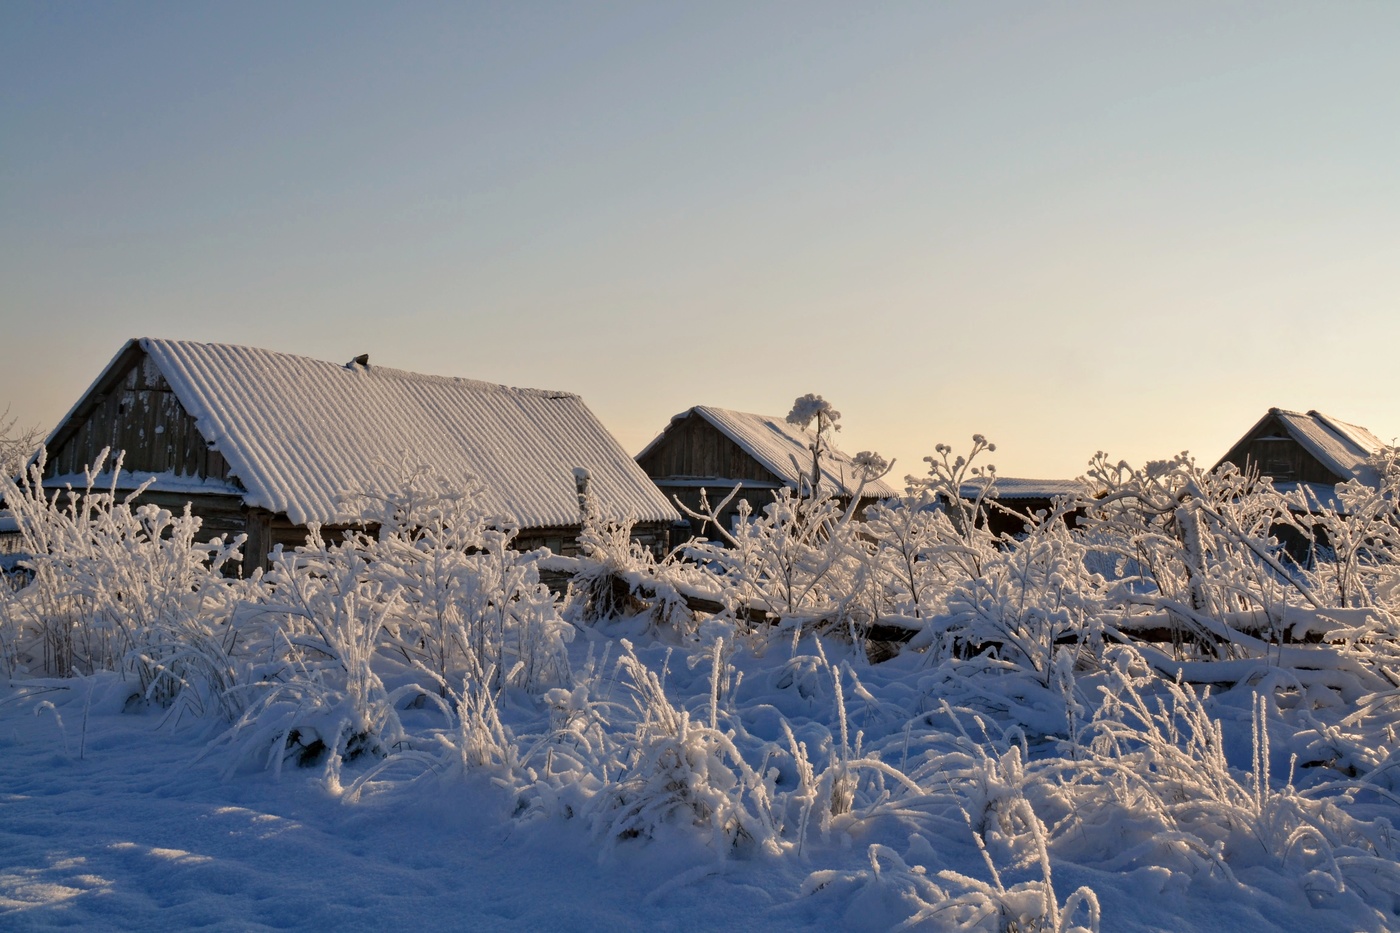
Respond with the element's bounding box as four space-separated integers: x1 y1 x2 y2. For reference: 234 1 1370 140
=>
0 510 24 566
958 477 1086 501
45 338 680 529
638 405 900 499
1218 408 1388 486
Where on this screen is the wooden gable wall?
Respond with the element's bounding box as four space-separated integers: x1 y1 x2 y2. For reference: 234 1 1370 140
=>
1217 413 1344 485
46 348 234 483
638 412 789 542
637 412 785 485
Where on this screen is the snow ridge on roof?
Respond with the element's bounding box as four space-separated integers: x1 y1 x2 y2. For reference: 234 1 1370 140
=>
1270 408 1385 486
138 339 679 528
659 406 899 499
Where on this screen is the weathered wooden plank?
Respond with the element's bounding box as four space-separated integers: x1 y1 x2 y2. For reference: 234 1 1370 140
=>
242 508 274 577
45 377 225 481
638 412 782 485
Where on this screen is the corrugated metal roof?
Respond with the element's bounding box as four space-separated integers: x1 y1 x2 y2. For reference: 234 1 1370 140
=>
640 405 899 499
123 339 679 528
1270 408 1385 485
959 477 1086 500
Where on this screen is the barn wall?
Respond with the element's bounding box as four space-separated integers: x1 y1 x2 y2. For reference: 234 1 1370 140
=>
639 412 792 542
981 498 1082 537
657 483 780 542
657 483 886 543
638 414 786 484
46 352 233 482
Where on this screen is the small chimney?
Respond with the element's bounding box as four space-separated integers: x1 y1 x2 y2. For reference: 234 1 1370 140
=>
573 467 591 520
346 353 369 369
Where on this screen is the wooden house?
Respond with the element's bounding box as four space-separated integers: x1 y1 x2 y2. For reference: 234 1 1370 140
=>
0 510 23 576
33 338 680 575
1214 408 1388 505
1215 408 1390 560
636 405 900 541
957 477 1087 537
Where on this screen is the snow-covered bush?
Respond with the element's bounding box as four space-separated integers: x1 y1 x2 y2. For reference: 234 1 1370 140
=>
1293 448 1400 612
568 516 661 623
218 470 573 775
1079 453 1315 657
346 468 572 694
862 497 951 624
588 641 780 855
215 531 412 777
0 449 246 714
938 519 1105 680
0 406 41 478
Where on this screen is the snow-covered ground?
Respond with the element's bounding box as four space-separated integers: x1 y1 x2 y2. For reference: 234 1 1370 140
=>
0 634 1386 932
0 669 798 932
5 450 1400 930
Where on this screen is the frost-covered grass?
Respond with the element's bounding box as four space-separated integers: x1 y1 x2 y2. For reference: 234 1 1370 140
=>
5 631 1393 930
5 445 1400 929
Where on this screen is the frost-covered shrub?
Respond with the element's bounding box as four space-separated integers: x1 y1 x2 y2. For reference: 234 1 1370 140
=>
0 449 246 713
217 532 412 776
1293 448 1400 613
862 498 953 623
664 411 896 647
346 469 572 694
588 642 780 855
907 436 1000 554
938 521 1105 681
0 406 40 478
568 516 661 623
214 470 574 775
1062 646 1400 912
681 487 872 642
1078 453 1318 656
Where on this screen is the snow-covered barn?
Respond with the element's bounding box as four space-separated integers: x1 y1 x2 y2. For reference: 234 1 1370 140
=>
0 510 25 578
636 405 899 541
1214 408 1389 501
37 338 680 574
957 477 1087 537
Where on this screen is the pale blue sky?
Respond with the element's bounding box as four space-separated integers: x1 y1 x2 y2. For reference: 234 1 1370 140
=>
3 2 1398 482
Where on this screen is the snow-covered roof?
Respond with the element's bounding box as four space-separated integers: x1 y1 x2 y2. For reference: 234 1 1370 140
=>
959 477 1086 501
1234 408 1387 486
62 339 679 529
1273 481 1348 514
639 406 899 499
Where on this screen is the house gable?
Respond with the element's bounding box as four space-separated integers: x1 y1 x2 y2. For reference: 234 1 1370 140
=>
44 342 235 485
638 405 899 542
1215 409 1375 486
637 410 787 486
